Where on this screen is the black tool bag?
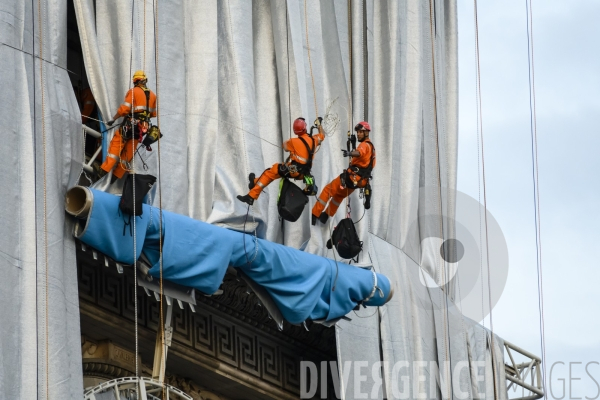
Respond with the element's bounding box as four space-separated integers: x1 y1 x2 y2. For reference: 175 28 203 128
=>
120 174 156 216
277 178 308 222
326 218 363 259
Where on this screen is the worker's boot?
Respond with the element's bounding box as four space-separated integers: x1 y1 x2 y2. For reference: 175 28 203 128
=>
248 173 256 190
311 214 318 226
318 212 329 224
237 194 254 206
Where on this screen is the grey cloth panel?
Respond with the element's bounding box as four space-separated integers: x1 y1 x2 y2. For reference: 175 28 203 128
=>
0 0 84 398
369 233 505 400
0 0 504 398
335 306 382 399
464 318 509 400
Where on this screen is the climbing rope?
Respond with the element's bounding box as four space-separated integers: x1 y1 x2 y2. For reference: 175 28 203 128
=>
525 0 547 393
303 0 319 120
37 0 50 396
285 2 292 140
344 0 353 217
427 0 453 397
473 1 500 398
152 1 168 394
127 0 140 389
243 206 259 265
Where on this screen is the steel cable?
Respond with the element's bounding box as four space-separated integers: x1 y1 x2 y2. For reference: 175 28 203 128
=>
427 1 454 397
473 1 500 398
525 0 548 394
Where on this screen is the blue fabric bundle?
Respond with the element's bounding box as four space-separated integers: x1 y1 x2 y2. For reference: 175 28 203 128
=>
76 189 391 324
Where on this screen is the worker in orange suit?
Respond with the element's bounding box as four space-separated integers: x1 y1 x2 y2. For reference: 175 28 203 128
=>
311 121 376 225
99 70 157 180
80 87 96 124
237 117 325 206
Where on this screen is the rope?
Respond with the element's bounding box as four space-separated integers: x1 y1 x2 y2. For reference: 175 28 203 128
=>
285 2 292 140
327 219 340 291
38 0 50 396
30 0 39 392
303 0 319 119
242 206 259 265
143 0 146 72
473 1 499 398
345 0 353 215
473 0 487 362
128 0 140 391
525 0 547 394
427 1 453 397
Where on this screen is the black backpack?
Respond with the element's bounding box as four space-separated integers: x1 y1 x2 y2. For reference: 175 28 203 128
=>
277 178 308 222
119 174 156 216
326 218 363 259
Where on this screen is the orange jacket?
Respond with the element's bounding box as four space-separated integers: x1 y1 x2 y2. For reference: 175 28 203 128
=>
284 132 325 165
350 138 376 170
81 88 96 122
116 86 157 118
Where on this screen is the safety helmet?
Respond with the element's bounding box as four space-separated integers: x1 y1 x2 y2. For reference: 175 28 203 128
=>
354 121 371 132
132 70 147 83
293 118 307 135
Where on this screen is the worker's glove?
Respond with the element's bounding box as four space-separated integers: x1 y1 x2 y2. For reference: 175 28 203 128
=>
106 119 115 126
314 117 323 127
341 149 352 157
350 134 357 149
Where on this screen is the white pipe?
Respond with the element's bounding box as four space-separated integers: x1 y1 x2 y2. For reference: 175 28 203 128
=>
65 186 93 218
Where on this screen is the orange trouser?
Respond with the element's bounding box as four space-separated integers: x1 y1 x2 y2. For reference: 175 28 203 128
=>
249 163 302 199
100 129 139 179
311 175 353 218
312 172 369 217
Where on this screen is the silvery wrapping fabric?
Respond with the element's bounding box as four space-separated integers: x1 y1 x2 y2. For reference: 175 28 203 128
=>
75 0 458 284
0 0 507 398
0 0 84 399
352 234 507 399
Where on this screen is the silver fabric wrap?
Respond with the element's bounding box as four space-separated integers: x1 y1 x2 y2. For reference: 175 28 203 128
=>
0 0 84 398
0 0 508 398
338 234 507 399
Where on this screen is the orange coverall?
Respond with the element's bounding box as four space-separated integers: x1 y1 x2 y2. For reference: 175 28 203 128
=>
248 131 325 199
100 86 157 178
81 88 96 123
312 138 376 218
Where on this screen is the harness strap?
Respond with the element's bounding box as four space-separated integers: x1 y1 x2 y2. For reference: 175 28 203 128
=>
351 141 376 178
296 136 315 172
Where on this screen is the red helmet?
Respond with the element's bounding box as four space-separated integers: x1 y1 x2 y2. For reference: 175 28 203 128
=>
354 121 371 132
293 118 307 135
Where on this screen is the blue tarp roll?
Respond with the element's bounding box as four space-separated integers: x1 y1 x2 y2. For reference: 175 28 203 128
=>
76 188 391 324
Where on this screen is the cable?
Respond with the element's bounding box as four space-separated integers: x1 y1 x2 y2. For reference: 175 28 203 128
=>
473 1 500 398
31 0 39 393
428 1 453 397
303 0 319 119
285 2 292 140
345 0 353 215
37 0 50 396
328 218 340 291
128 0 140 391
242 205 259 265
472 0 487 360
152 0 167 393
525 0 547 394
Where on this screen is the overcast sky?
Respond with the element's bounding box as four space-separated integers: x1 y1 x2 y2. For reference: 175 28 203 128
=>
456 0 600 398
